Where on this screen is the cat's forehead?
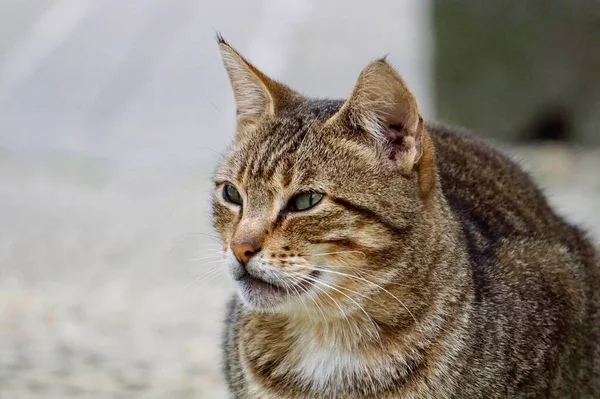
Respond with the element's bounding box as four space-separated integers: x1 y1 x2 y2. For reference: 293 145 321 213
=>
227 120 319 189
219 99 345 186
250 98 344 141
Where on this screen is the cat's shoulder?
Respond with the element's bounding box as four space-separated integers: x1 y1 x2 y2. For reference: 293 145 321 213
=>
426 122 520 173
426 122 561 235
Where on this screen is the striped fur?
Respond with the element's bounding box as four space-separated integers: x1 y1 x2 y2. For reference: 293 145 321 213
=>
213 39 600 398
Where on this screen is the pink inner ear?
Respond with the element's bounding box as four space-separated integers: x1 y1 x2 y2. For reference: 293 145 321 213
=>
385 125 408 162
388 123 405 133
383 123 421 174
386 123 409 143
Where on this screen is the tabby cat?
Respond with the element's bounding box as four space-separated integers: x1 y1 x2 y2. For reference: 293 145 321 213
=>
212 36 600 398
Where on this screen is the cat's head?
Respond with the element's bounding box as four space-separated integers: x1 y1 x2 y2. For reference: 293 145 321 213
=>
212 37 437 316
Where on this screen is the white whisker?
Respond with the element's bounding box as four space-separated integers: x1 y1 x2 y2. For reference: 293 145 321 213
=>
187 254 223 262
280 275 314 322
298 272 381 340
288 274 328 325
299 275 355 336
182 261 224 290
302 264 422 332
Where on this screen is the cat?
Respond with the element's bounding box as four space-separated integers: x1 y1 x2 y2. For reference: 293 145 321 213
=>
212 35 600 398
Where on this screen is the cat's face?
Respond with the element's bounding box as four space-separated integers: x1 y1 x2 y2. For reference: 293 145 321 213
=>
214 111 408 313
212 39 434 316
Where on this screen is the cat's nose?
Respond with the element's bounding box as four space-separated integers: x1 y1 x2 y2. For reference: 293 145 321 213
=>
230 241 260 265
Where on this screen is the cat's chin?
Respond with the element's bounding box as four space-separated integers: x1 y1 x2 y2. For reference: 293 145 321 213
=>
235 271 320 311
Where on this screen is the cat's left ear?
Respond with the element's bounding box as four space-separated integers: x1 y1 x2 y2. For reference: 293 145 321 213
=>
326 59 436 199
217 35 298 128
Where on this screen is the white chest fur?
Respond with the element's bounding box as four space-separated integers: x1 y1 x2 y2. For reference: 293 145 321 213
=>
293 340 368 388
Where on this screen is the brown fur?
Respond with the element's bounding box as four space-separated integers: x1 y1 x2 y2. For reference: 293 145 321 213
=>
212 36 600 398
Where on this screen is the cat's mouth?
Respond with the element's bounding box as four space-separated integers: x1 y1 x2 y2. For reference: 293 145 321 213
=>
238 272 285 294
236 270 320 297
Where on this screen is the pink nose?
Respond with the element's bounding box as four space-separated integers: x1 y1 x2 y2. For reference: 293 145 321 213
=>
230 242 259 265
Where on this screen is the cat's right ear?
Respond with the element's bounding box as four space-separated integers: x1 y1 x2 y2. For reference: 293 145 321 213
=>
217 35 295 128
325 59 436 200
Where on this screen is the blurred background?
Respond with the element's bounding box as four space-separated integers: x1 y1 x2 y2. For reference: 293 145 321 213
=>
0 1 598 397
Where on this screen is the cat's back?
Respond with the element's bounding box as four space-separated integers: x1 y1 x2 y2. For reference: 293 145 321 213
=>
429 124 600 396
429 123 571 243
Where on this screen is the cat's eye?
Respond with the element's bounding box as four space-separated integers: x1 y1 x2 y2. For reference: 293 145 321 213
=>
288 192 323 212
223 184 243 205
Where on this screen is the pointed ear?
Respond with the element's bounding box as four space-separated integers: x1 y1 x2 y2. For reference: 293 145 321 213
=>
217 35 295 126
327 59 436 199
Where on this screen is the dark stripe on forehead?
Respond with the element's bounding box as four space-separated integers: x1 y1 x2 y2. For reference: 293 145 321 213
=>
251 117 312 179
240 99 342 182
264 127 306 175
268 129 313 180
236 151 252 183
279 157 295 188
249 119 289 176
330 197 411 237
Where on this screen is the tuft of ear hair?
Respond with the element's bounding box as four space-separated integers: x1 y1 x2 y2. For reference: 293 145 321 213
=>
217 35 298 128
327 59 436 200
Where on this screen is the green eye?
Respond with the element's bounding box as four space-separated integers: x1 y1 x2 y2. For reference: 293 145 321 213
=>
288 192 323 212
223 184 243 205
